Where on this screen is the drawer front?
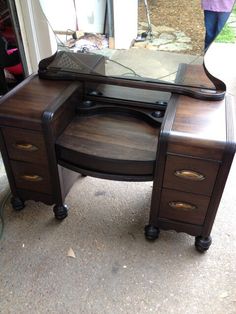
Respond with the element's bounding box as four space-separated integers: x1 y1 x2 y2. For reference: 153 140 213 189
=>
11 160 52 194
2 127 48 165
163 155 219 196
159 189 210 225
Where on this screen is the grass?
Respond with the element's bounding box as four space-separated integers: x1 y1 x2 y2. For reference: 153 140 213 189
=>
216 24 236 43
216 5 236 43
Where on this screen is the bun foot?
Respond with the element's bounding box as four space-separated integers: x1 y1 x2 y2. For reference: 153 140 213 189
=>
11 196 25 211
145 225 160 241
195 236 212 253
53 204 68 220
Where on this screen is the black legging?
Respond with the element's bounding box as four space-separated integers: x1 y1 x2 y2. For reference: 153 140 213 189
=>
0 35 20 67
0 35 22 94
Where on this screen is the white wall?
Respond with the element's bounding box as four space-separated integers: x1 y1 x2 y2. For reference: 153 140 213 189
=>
39 0 76 32
40 0 106 33
113 0 138 49
76 0 106 33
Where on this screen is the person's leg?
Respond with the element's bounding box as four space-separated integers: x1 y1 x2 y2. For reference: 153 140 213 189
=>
204 10 218 50
0 36 20 67
0 68 8 94
215 11 231 37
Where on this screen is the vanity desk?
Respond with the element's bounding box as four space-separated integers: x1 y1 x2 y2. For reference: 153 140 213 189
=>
0 61 235 252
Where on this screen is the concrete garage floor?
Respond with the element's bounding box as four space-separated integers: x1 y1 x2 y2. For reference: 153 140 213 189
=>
0 44 236 313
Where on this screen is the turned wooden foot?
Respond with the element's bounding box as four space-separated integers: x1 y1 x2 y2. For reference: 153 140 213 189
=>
11 196 25 211
53 204 68 220
144 224 160 241
195 236 212 253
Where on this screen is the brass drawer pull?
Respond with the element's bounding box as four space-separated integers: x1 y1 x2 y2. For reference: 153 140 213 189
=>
14 143 39 151
21 174 43 182
168 201 197 211
174 169 205 181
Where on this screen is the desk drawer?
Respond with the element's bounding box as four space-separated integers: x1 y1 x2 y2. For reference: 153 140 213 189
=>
11 160 52 194
163 155 219 196
159 188 210 225
2 127 48 165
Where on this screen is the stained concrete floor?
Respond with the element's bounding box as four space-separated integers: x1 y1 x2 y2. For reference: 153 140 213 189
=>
0 159 236 314
0 43 236 314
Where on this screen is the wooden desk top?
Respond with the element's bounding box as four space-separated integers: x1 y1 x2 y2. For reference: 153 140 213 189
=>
0 75 79 130
166 63 234 161
168 95 228 160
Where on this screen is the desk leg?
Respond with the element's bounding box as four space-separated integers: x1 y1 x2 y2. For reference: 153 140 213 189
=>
53 204 68 220
144 224 160 240
195 236 212 253
11 196 25 211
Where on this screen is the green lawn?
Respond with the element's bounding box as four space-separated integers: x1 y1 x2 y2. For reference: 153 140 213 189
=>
216 5 236 43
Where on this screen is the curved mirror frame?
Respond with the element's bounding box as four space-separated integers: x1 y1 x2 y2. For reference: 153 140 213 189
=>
37 0 236 100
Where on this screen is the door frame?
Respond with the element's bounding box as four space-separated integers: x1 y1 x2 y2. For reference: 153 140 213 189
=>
12 0 54 73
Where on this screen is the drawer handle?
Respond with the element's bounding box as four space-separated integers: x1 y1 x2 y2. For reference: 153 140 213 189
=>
21 174 43 182
14 143 39 151
168 201 197 211
174 169 205 181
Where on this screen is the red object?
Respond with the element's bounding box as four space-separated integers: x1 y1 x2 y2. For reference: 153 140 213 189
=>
6 48 23 75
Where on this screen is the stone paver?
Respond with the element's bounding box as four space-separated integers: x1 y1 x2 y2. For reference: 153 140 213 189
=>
135 22 195 53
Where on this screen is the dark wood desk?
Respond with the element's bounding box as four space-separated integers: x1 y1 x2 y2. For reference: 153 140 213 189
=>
0 66 235 252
